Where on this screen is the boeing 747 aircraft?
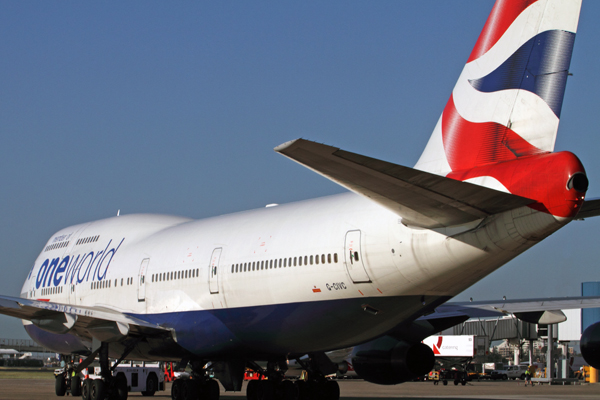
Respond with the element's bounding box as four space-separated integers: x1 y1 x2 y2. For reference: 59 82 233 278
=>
1 1 600 400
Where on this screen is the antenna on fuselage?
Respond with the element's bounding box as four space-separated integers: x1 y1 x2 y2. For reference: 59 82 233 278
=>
117 209 120 217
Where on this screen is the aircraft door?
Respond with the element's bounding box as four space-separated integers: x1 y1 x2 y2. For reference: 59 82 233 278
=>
138 258 150 302
344 230 371 283
209 248 222 294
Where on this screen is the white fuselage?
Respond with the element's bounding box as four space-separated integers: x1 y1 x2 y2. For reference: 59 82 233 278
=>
20 192 566 358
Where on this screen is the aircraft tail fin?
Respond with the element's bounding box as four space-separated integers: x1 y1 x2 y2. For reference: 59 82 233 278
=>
414 0 582 177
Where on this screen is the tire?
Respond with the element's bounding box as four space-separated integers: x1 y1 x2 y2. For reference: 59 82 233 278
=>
142 373 158 396
453 380 459 386
502 374 508 381
322 380 340 400
71 375 82 397
171 379 182 400
115 373 128 400
82 378 93 400
181 379 198 400
205 379 220 400
257 380 275 400
280 380 299 400
461 381 466 386
294 380 307 400
91 379 106 400
442 380 448 386
520 374 526 380
247 380 259 400
55 374 67 396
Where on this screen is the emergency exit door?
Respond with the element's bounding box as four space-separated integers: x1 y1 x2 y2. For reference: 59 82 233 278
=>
138 258 150 301
209 248 222 294
344 230 371 283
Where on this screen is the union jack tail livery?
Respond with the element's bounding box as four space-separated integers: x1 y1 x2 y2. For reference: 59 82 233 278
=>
415 0 586 218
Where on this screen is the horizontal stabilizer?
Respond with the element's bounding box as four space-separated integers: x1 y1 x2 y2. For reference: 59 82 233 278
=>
576 198 600 219
275 139 534 228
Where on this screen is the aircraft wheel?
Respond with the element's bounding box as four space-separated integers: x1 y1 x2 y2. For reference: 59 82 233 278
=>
171 379 183 400
91 379 106 400
321 380 339 400
82 378 93 400
205 379 220 400
294 381 308 400
114 373 128 400
454 380 459 386
71 375 82 397
257 380 275 400
247 380 259 400
461 380 466 386
55 373 67 396
280 380 299 400
442 380 448 386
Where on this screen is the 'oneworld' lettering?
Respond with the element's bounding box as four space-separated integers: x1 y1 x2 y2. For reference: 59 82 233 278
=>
34 238 125 289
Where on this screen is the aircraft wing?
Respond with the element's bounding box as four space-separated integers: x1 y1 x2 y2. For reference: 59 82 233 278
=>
576 197 600 219
275 139 534 228
0 294 172 342
420 296 600 324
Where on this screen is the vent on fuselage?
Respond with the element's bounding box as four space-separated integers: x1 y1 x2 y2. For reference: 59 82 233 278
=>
76 235 100 245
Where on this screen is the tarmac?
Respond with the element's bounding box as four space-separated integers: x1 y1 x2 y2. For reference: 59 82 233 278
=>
0 378 598 400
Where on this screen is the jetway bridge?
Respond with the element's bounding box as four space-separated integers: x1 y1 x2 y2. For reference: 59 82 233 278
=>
441 316 541 341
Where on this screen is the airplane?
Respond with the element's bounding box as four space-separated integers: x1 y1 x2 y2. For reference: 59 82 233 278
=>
1 0 600 399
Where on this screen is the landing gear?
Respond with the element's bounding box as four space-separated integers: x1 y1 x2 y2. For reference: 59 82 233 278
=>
54 355 83 397
294 379 338 400
171 361 220 400
73 341 134 400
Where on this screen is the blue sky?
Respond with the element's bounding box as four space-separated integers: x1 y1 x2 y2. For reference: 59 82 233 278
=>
1 1 599 339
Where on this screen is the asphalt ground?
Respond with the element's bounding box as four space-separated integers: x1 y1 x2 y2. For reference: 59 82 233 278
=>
0 378 598 400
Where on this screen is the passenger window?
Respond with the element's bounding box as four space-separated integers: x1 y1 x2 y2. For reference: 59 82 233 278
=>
121 278 123 286
284 258 287 268
299 257 302 266
304 256 308 265
334 253 338 263
294 257 297 266
252 262 256 271
322 254 326 264
354 251 359 262
328 254 331 263
196 268 199 276
315 255 319 265
261 261 264 270
270 260 273 269
310 255 313 265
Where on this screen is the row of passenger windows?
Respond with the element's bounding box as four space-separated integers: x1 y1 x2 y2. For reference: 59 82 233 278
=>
231 253 339 274
151 268 199 283
44 241 69 252
91 277 135 290
41 286 63 296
